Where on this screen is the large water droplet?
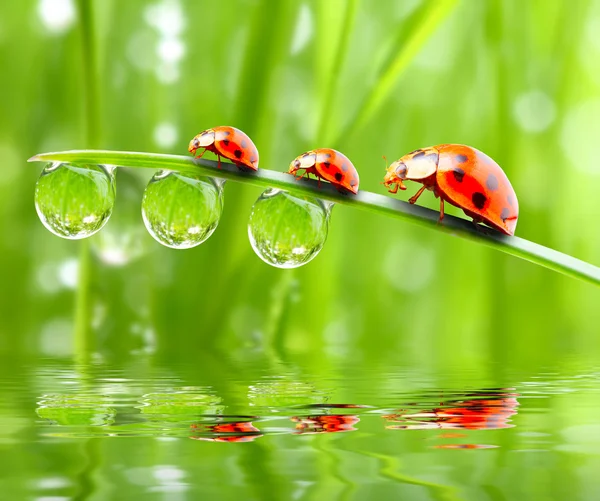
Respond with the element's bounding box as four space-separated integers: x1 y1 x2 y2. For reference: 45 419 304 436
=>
141 171 223 249
248 189 330 268
34 162 116 239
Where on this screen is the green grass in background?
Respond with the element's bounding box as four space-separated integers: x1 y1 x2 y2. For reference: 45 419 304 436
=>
0 0 599 371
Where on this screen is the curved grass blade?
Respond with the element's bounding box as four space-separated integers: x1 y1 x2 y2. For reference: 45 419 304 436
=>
28 149 600 287
335 0 458 144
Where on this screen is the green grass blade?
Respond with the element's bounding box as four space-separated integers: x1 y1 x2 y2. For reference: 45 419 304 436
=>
28 149 600 287
336 0 458 144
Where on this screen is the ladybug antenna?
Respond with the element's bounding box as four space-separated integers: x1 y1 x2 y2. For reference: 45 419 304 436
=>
382 155 388 170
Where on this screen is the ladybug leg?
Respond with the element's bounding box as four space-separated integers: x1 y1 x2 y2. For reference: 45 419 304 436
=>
294 168 306 181
438 199 445 224
194 148 207 159
408 185 427 204
217 154 221 169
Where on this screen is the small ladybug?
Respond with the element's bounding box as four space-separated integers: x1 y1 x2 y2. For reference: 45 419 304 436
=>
190 421 263 443
188 126 259 171
383 144 519 235
288 148 359 194
291 414 360 434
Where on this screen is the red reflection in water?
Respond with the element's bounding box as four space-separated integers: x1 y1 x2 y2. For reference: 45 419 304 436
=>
292 414 360 434
190 421 263 443
433 444 499 450
384 391 519 431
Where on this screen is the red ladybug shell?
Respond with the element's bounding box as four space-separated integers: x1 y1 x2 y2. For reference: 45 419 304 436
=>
384 144 519 235
288 148 359 194
188 126 259 171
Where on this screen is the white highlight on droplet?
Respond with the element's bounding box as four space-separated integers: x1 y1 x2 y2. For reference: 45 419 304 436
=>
153 122 178 148
513 90 556 133
290 4 313 55
38 0 76 34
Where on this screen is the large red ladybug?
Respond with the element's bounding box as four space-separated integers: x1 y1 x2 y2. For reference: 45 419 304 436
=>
383 144 519 235
288 148 359 194
188 126 259 171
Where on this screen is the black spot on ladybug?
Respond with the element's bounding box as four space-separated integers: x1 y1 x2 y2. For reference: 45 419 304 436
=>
294 160 301 168
334 172 343 182
472 192 487 209
456 154 468 163
507 194 515 207
500 207 511 221
324 153 332 159
350 178 357 187
486 173 499 191
412 150 426 158
453 167 465 183
323 162 331 169
223 130 231 136
342 163 349 172
241 140 248 148
223 139 230 146
234 149 243 159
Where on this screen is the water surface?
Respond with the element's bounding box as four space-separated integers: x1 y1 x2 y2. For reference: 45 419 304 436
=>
2 355 599 500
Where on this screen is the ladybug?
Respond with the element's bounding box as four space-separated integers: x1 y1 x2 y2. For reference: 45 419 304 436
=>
383 144 519 235
188 126 259 171
190 421 263 443
291 414 360 434
288 148 359 194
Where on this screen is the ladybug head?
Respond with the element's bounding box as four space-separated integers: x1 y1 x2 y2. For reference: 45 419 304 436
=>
288 151 316 176
383 160 408 191
288 157 302 176
188 136 201 155
188 129 215 155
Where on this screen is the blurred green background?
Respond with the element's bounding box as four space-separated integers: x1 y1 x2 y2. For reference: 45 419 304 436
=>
2 0 600 499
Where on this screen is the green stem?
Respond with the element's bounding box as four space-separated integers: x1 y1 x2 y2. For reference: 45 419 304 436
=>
28 149 600 287
77 0 100 145
75 0 99 358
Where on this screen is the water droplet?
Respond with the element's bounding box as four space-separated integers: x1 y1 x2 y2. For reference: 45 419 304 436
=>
141 171 223 249
248 189 330 268
34 163 116 239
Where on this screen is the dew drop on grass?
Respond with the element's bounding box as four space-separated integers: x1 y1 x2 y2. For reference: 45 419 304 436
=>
34 162 116 239
248 189 331 269
141 171 223 249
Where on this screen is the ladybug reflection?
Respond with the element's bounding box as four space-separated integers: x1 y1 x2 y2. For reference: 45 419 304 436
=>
190 420 263 443
292 414 360 434
384 391 519 431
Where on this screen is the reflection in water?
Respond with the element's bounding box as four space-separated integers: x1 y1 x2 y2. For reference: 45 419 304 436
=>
384 390 519 431
291 415 360 434
190 419 263 443
433 444 499 449
138 391 225 421
36 394 117 426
